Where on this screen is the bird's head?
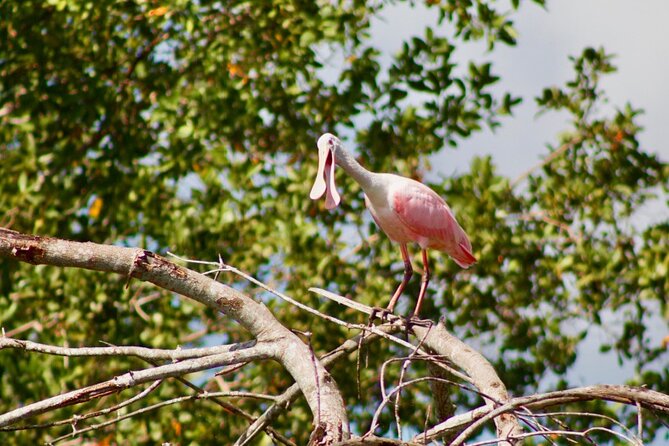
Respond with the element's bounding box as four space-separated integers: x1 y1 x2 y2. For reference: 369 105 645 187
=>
309 133 342 209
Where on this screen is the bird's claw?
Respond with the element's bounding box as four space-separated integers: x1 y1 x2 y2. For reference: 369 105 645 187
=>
408 316 432 327
404 315 433 333
369 306 398 324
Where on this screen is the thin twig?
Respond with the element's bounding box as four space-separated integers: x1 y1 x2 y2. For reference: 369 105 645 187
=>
516 210 582 243
522 409 638 438
146 356 294 446
2 320 43 338
0 345 274 428
356 329 365 400
130 289 162 322
308 288 473 384
393 324 433 439
369 340 510 440
637 401 643 441
309 287 402 321
168 253 466 382
2 312 63 338
365 376 462 437
467 425 640 446
515 413 566 446
2 380 163 433
0 337 256 361
445 386 669 446
510 137 581 188
46 390 283 446
516 403 571 439
168 252 369 328
516 409 642 446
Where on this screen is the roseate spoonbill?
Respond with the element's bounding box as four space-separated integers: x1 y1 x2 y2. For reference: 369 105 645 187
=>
310 133 476 318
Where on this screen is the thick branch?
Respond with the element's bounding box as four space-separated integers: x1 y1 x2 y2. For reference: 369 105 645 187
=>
413 321 522 444
0 228 349 443
310 288 521 444
235 327 395 446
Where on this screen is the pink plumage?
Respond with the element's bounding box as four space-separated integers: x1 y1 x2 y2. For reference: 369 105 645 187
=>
310 133 476 318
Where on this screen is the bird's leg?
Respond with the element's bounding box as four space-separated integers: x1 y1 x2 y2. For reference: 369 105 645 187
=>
411 249 431 320
385 244 413 315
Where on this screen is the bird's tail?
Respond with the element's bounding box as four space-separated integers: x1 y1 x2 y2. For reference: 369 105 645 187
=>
452 241 477 269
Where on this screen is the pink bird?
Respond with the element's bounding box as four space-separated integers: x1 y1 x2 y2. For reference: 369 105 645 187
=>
310 133 476 318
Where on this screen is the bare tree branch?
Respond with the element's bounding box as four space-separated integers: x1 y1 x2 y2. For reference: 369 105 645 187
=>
309 287 472 383
0 343 273 428
413 321 522 444
235 327 397 446
421 385 669 445
1 381 164 433
0 339 291 441
0 336 256 361
520 385 669 414
309 288 521 444
46 391 290 446
0 228 350 443
510 137 582 188
517 409 641 445
333 436 422 445
4 228 668 445
468 426 641 446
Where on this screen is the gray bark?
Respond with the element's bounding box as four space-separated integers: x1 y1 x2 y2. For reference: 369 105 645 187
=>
0 228 349 443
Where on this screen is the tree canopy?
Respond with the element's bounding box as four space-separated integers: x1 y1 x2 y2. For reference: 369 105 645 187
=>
1 0 667 444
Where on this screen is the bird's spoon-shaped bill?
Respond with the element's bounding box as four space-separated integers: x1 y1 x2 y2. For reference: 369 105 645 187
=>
309 133 341 209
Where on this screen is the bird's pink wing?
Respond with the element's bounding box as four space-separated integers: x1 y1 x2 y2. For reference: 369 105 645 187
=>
392 183 455 239
392 182 476 268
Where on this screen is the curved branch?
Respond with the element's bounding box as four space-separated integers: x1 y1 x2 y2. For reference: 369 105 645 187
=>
309 287 474 384
0 228 349 443
420 384 669 445
413 321 522 444
236 326 396 446
308 287 521 443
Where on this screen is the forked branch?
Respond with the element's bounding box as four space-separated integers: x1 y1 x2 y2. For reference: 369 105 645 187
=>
0 228 349 444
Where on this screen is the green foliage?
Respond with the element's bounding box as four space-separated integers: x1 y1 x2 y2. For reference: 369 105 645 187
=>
0 0 666 444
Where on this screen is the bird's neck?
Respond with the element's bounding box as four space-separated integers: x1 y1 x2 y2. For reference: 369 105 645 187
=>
335 146 374 189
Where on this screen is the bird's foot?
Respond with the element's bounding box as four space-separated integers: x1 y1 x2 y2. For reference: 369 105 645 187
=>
404 315 433 333
369 306 399 324
408 316 432 327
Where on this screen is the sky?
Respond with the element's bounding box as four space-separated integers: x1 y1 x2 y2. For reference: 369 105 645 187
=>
361 0 669 235
370 0 669 175
367 1 668 441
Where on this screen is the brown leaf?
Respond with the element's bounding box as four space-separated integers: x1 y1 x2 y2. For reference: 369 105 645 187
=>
148 6 169 17
89 197 103 218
